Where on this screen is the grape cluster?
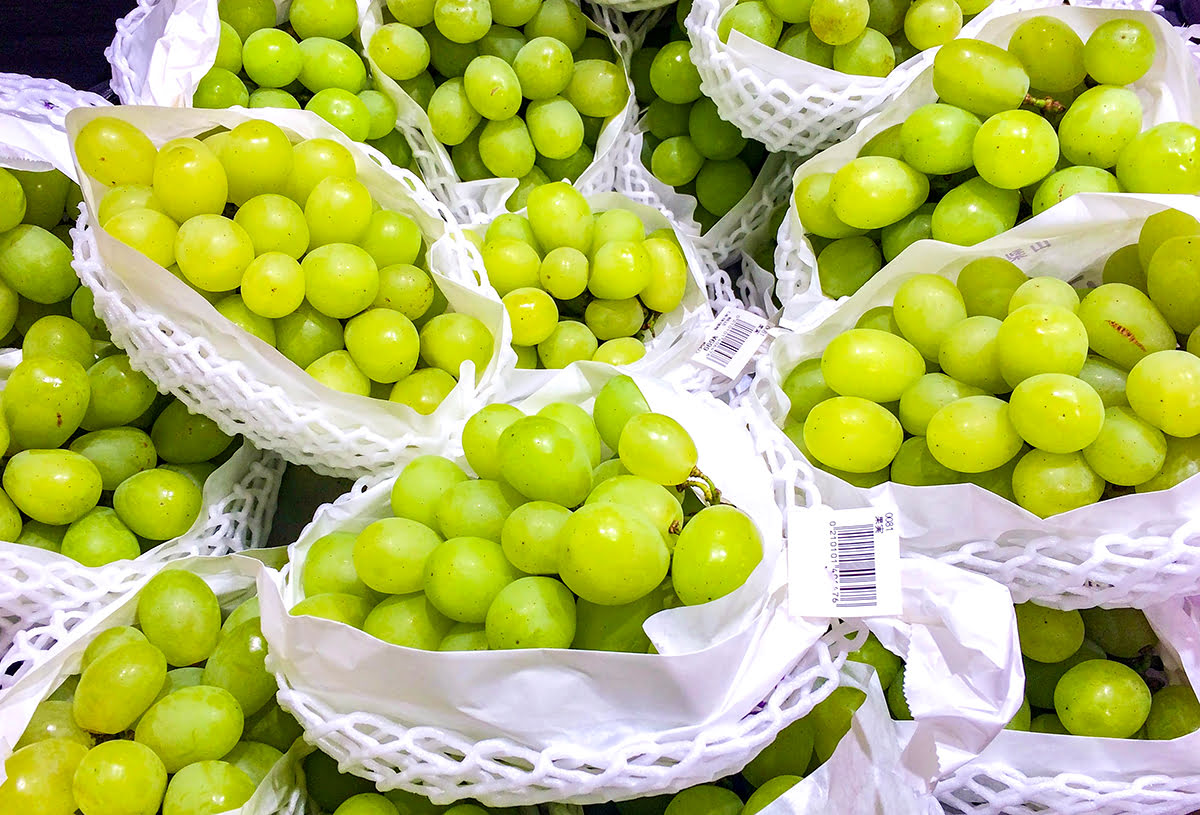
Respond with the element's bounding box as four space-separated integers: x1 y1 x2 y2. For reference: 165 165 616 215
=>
797 17 1200 299
630 7 769 231
368 0 630 208
718 0 990 77
780 208 1200 518
1014 603 1199 740
198 0 415 168
292 375 763 652
475 183 690 369
0 570 300 815
75 115 497 415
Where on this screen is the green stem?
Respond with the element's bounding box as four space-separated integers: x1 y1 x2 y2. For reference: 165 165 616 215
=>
1024 93 1066 114
681 467 723 506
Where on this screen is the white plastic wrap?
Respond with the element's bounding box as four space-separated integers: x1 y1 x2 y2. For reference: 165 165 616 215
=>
748 192 1200 612
938 597 1200 815
0 552 309 815
0 73 108 179
66 104 517 479
259 363 846 806
773 6 1200 326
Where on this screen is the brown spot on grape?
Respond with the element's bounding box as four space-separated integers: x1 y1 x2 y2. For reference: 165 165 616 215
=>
56 413 62 426
1106 320 1146 351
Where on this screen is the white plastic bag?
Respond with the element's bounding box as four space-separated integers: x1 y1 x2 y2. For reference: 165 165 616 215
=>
0 73 108 179
747 192 1200 612
773 6 1199 325
259 363 845 806
66 104 517 479
0 551 308 815
937 597 1200 815
361 0 641 223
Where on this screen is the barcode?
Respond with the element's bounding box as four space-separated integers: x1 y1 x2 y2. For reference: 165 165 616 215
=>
705 316 760 366
831 522 878 608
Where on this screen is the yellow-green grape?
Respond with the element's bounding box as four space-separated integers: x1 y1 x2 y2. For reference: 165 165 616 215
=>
956 256 1027 319
742 719 815 786
74 640 168 733
817 236 882 298
926 395 1023 473
0 739 90 815
1139 209 1200 270
201 619 275 716
671 505 762 605
4 449 103 525
135 685 245 772
15 699 95 750
1103 244 1146 291
1015 602 1084 663
558 503 669 605
793 173 867 240
821 328 925 402
290 592 373 625
75 117 158 187
930 177 1020 245
503 287 558 346
829 156 929 230
363 592 454 648
137 569 222 666
594 337 646 365
892 273 967 361
664 785 743 815
1055 659 1151 738
995 304 1089 388
1008 374 1105 454
484 575 577 649
153 137 229 223
810 685 867 762
1012 449 1105 517
1127 350 1200 438
162 760 256 815
803 395 902 473
937 316 1006 394
1084 18 1156 86
781 358 836 424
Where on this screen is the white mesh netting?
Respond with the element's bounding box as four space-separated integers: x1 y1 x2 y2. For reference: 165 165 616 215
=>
771 3 1183 324
686 0 1157 155
0 442 285 690
261 367 850 806
748 191 1200 612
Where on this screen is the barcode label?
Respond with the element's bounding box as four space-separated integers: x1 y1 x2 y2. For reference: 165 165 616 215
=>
692 306 771 379
787 506 902 618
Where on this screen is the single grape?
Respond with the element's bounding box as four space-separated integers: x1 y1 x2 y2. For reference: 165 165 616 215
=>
903 0 961 51
663 786 743 815
926 395 1023 473
1076 283 1175 371
820 328 925 402
973 109 1059 190
816 236 882 298
803 396 902 473
1127 350 1200 438
1058 86 1142 170
829 156 929 230
161 760 256 815
557 503 670 605
1012 449 1105 517
498 415 593 505
930 176 1020 245
648 41 701 105
1007 16 1085 93
1008 373 1104 454
932 39 1029 118
1116 123 1200 195
672 505 762 605
1055 659 1151 738
1015 601 1084 663
1081 606 1159 658
1084 19 1155 86
73 640 167 733
900 103 980 176
808 0 868 45
485 575 577 649
0 739 90 815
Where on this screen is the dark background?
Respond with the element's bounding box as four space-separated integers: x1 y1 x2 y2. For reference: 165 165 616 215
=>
0 1 138 93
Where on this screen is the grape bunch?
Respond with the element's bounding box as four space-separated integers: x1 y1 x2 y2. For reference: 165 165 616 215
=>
0 569 299 815
797 15 1199 299
1012 603 1199 739
717 0 990 77
779 208 1200 518
198 0 415 168
629 7 770 232
368 0 630 209
75 115 496 416
474 183 690 369
292 375 764 652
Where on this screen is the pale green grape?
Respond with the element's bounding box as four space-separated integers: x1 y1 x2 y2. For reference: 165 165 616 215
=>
174 214 255 293
301 243 379 319
585 297 643 340
0 224 79 303
816 236 882 298
1082 406 1166 486
362 593 452 648
23 314 93 369
889 436 959 486
80 355 157 433
996 304 1089 387
1137 435 1200 493
648 41 701 105
427 79 482 146
903 0 960 51
803 395 902 473
97 184 164 226
973 110 1059 190
463 55 523 120
201 619 274 716
439 622 490 651
618 412 697 486
150 399 233 463
1058 86 1142 170
362 211 422 269
1117 123 1200 194
153 137 228 223
590 240 651 300
1127 350 1200 438
593 337 646 365
1008 373 1104 453
1145 685 1200 741
0 739 89 815
1012 449 1104 517
899 103 980 175
1147 236 1200 333
290 592 372 626
3 449 102 525
557 503 669 604
833 28 895 76
74 640 167 733
463 403 525 480
807 0 868 45
1032 166 1121 216
526 97 585 160
482 237 541 296
820 328 925 402
1103 244 1146 291
892 273 967 361
478 116 537 177
926 395 1023 473
436 478 520 541
234 193 309 259
162 760 256 815
75 117 157 187
61 507 140 566
585 475 682 538
672 505 761 605
742 720 815 787
222 742 283 787
422 536 520 623
391 455 468 531
1084 19 1155 86
638 237 688 313
15 699 95 750
500 500 570 574
220 120 295 206
719 1 784 45
478 25 528 65
0 167 26 231
498 416 592 505
287 137 357 207
956 257 1026 319
651 136 705 187
829 156 928 229
782 357 837 423
810 685 868 761
135 685 244 772
897 374 1001 438
1015 602 1084 663
563 59 630 119
1078 354 1129 409
304 531 378 601
134 570 221 668
779 24 836 65
485 575 576 648
526 181 593 252
538 402 602 467
4 357 90 449
1055 659 1150 738
354 517 444 595
1007 16 1085 93
417 311 494 382
513 37 574 99
1076 283 1175 370
370 25 432 84
793 173 868 240
304 177 373 249
1140 209 1200 269
112 469 200 540
744 778 801 815
932 39 1029 118
937 315 1006 393
593 374 651 451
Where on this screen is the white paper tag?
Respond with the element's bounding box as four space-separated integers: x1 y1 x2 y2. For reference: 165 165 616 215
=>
692 306 771 379
787 506 903 618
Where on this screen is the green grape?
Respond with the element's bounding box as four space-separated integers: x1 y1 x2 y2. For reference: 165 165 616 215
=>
687 98 746 161
585 475 682 538
304 531 378 600
135 570 220 667
97 183 164 225
892 273 967 361
592 374 650 452
15 698 96 749
1145 685 1200 740
0 739 89 815
286 137 357 207
151 137 227 223
743 777 801 815
523 0 586 48
388 0 436 26
663 786 742 815
462 55 522 121
435 478 520 541
149 400 232 464
779 24 835 66
418 311 494 382
81 355 160 434
593 337 646 365
239 253 305 319
695 158 754 217
1008 373 1104 453
462 403 525 480
538 402 602 466
242 701 303 753
14 169 67 227
16 520 66 552
478 24 528 64
242 28 303 88
249 88 302 109
829 156 928 229
301 242 380 319
1140 209 1200 270
297 36 367 94
973 110 1059 190
4 357 90 448
589 240 651 300
74 640 167 733
641 237 688 313
221 596 261 634
1084 19 1155 86
1012 449 1105 516
4 449 102 525
742 719 814 786
332 793 403 815
584 297 643 340
201 619 274 716
499 500 570 574
526 181 593 253
558 502 670 604
435 0 493 43
363 213 422 271
135 685 244 772
439 622 490 651
0 224 77 303
370 23 431 84
1103 244 1147 292
497 415 592 505
174 214 256 293
1024 637 1104 708
1147 236 1200 334
816 236 882 298
811 685 868 761
1055 659 1150 738
305 177 373 250
484 575 576 649
1015 602 1084 663
649 136 704 187
275 302 345 368
234 193 309 260
899 103 980 175
218 0 275 38
833 28 895 76
594 209 645 250
421 536 519 623
1075 283 1173 371
391 456 469 532
103 208 178 269
75 117 157 187
956 256 1027 319
1137 435 1200 493
162 759 256 815
932 39 1029 118
21 315 90 369
937 315 1006 393
343 308 420 383
648 41 701 105
1007 16 1085 93
672 505 761 605
793 173 867 240
719 1 783 46
537 143 593 182
290 592 372 626
903 0 960 51
926 395 1023 473
290 0 357 38
1126 350 1200 438
354 518 443 596
803 395 902 472
1081 606 1158 658
563 59 629 119
223 741 284 786
618 412 697 486
1117 123 1200 194
889 436 959 485
193 67 250 107
64 427 154 492
1032 166 1121 216
807 0 868 45
995 304 1089 388
821 328 925 402
537 246 588 299
1076 355 1129 410
216 293 276 344
782 358 836 424
1058 86 1142 170
526 97 585 160
70 286 108 342
61 507 140 566
513 37 574 99
0 168 26 231
482 237 541 296
308 89 373 142
478 116 536 177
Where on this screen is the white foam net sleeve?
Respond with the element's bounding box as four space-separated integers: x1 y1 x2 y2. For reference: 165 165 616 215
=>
260 366 848 806
772 4 1185 326
748 191 1200 612
0 440 285 690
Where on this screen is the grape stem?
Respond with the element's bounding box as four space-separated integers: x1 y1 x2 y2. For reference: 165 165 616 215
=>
680 467 723 506
642 308 660 334
1023 93 1066 114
